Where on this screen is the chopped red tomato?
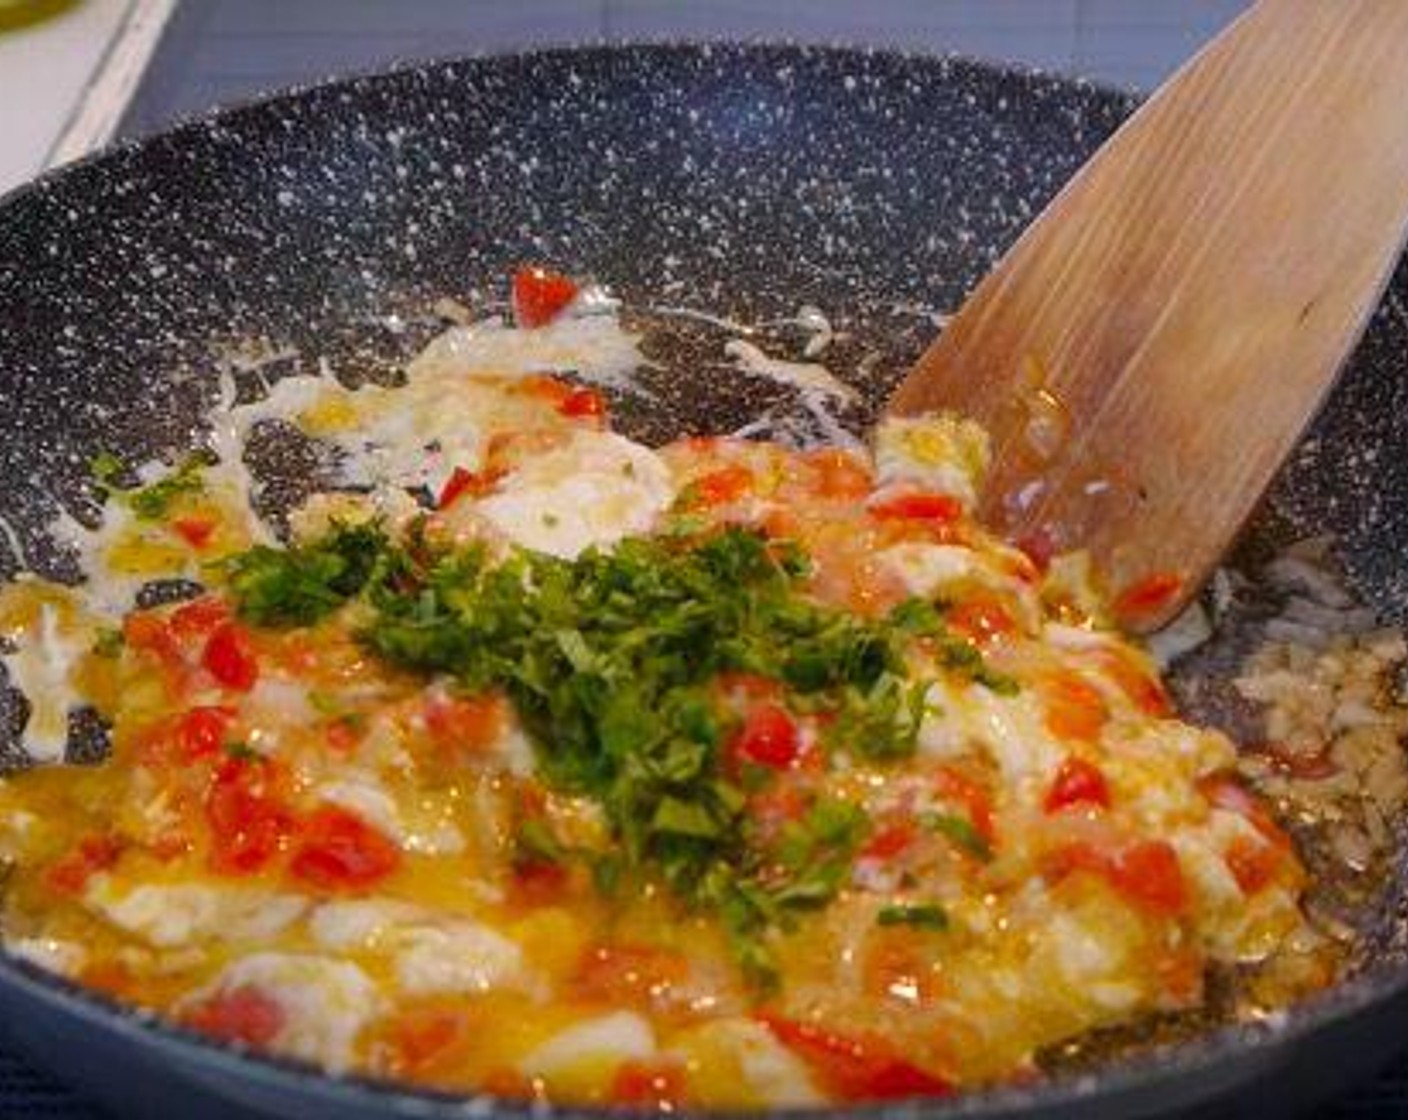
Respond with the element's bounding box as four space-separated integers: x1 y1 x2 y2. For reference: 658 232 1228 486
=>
1044 838 1188 918
560 386 606 421
422 692 504 758
1200 777 1293 850
169 596 232 642
1110 840 1188 917
438 465 503 509
946 595 1016 646
1114 571 1183 622
508 856 572 907
869 492 963 523
171 515 217 550
1042 672 1109 742
201 623 259 692
205 756 294 876
805 449 873 500
387 1005 474 1075
689 465 754 508
574 943 690 1007
1225 835 1282 895
176 705 236 762
611 1059 688 1109
183 984 285 1048
756 1014 951 1102
730 703 801 770
1092 649 1172 717
1044 757 1111 814
934 766 996 844
289 806 401 891
512 265 579 328
861 822 917 860
44 833 123 896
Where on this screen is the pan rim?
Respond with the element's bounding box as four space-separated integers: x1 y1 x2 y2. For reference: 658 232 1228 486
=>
0 38 1400 1119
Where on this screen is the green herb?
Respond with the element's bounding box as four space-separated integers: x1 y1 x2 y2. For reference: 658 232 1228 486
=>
223 521 393 626
877 902 949 930
221 522 994 978
515 818 568 866
937 638 1021 695
921 811 993 862
223 741 260 762
92 627 124 658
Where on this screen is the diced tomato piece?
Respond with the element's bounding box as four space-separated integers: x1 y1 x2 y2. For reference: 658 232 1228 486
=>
1114 570 1184 622
749 782 811 836
861 822 917 860
756 1014 951 1102
869 492 963 523
805 449 873 500
437 465 504 509
574 943 690 1006
509 856 572 907
176 705 236 762
122 611 179 662
1225 835 1282 895
1042 838 1188 918
512 265 579 328
1044 757 1111 814
1042 671 1109 742
387 1005 474 1075
689 465 754 508
1109 840 1188 917
611 1059 688 1109
205 757 294 876
1200 777 1293 850
946 595 1017 646
44 833 123 896
324 719 360 754
560 386 606 421
730 702 801 770
289 806 401 891
201 622 259 692
1092 649 1172 717
423 692 504 757
170 515 217 550
169 596 232 642
934 766 996 844
183 984 285 1048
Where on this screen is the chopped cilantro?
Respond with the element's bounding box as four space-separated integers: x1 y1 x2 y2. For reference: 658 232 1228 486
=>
921 811 993 862
223 742 260 762
220 521 1012 980
93 452 215 521
877 902 949 930
92 627 124 658
224 521 392 626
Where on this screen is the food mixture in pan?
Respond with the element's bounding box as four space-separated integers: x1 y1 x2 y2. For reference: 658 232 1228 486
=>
0 269 1346 1108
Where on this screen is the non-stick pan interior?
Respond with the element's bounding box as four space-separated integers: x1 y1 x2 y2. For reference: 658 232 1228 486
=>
1 42 1407 1117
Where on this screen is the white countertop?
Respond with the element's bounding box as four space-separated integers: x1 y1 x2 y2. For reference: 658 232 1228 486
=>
0 0 170 196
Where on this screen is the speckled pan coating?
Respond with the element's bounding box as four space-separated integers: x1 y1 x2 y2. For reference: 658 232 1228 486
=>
0 43 1406 1120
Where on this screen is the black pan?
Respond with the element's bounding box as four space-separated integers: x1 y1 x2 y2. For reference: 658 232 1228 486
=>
1 43 1407 1120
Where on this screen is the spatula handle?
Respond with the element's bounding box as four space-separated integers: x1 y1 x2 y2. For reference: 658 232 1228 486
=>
888 0 1408 628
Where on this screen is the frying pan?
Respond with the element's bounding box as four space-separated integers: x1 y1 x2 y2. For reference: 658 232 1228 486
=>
1 43 1406 1120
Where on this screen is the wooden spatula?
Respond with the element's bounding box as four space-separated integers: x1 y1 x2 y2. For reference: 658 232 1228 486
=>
886 0 1408 630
